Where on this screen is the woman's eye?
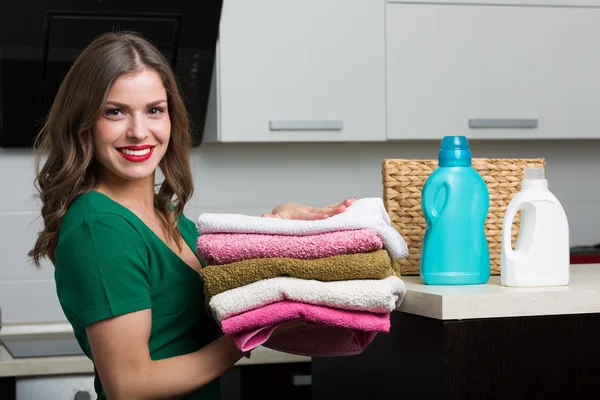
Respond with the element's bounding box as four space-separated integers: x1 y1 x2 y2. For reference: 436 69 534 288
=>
149 107 165 115
105 108 122 117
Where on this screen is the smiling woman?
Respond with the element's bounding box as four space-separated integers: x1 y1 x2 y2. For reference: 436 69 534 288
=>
94 70 171 181
29 32 195 270
27 31 354 400
28 31 229 400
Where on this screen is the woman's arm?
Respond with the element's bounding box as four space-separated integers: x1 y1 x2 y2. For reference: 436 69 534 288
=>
87 309 242 400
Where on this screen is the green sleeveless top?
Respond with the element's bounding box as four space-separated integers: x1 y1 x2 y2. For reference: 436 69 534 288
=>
54 191 220 399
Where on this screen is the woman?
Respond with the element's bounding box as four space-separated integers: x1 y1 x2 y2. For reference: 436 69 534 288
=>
29 31 354 400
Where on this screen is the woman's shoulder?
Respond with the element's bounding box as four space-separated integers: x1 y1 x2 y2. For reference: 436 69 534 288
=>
55 192 149 275
59 191 141 243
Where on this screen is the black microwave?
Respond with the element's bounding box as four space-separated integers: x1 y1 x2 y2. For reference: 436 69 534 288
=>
0 1 223 147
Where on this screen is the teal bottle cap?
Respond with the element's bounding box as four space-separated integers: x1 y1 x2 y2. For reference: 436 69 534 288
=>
438 136 472 166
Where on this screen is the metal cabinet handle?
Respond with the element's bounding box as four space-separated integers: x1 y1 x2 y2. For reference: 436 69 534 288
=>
292 374 312 386
269 120 343 131
468 118 538 129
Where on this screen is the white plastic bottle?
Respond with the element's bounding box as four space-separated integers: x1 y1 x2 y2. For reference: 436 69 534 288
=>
501 167 570 287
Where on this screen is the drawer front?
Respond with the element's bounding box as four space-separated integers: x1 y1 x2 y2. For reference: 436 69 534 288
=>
218 0 386 142
16 375 95 400
386 4 600 140
387 0 600 6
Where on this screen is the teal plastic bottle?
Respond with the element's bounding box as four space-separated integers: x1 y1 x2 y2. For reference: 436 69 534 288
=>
420 136 491 285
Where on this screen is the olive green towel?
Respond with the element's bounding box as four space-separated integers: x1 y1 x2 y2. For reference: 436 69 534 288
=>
199 250 398 298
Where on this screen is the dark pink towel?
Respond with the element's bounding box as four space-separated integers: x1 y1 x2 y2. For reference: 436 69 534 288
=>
196 229 383 265
233 323 379 357
221 300 390 356
221 300 390 335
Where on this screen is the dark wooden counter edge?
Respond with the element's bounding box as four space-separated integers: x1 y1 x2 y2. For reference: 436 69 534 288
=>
311 311 600 400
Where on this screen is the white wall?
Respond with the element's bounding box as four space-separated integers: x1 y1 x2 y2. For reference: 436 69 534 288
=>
1 140 599 324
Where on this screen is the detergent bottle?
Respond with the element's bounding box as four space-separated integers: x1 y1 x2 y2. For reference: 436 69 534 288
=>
501 167 570 287
420 136 490 285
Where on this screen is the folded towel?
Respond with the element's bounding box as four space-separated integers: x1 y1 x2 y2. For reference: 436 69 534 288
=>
197 229 383 265
221 300 390 336
197 197 408 260
222 300 389 355
199 250 398 298
233 323 378 357
209 275 406 321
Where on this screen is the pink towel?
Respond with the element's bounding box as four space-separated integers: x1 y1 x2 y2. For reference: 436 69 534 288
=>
197 229 383 265
221 300 390 355
221 300 390 335
233 323 379 357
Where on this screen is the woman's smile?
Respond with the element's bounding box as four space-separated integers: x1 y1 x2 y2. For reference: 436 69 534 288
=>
117 145 156 162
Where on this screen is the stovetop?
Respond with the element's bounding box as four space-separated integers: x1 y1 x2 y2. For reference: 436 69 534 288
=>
0 319 84 359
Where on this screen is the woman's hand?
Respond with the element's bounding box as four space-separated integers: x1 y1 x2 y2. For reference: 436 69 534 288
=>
262 198 356 221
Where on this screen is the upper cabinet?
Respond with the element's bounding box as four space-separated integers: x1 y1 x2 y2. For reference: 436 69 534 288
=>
206 0 387 143
386 1 600 140
204 1 600 143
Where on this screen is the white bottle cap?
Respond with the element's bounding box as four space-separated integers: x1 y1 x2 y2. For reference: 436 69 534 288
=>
524 167 545 180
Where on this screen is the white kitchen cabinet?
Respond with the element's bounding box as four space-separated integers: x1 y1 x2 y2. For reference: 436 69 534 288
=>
386 3 600 140
208 0 386 142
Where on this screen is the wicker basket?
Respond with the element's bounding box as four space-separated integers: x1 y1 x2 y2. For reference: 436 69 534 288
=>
382 158 546 275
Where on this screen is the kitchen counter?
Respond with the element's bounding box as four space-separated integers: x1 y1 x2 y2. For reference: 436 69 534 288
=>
397 263 600 320
0 321 309 379
4 265 599 398
4 265 599 378
313 263 600 400
0 324 310 400
0 345 309 378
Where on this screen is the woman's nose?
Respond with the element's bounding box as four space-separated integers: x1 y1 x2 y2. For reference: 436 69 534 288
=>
126 115 148 140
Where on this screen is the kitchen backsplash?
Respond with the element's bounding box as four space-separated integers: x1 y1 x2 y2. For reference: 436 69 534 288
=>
1 140 598 324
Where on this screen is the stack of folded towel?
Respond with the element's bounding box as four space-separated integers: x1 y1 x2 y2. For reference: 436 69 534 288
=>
196 197 409 357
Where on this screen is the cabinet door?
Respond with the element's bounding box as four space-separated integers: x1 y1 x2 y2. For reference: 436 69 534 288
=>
217 0 386 142
386 3 600 140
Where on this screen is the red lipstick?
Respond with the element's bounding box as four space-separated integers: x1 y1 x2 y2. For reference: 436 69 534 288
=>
117 145 155 163
119 145 154 150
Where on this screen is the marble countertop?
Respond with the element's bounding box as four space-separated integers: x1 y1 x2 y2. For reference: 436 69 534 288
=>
397 264 600 320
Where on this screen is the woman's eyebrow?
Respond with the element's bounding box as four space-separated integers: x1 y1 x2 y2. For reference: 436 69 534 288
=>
105 99 167 108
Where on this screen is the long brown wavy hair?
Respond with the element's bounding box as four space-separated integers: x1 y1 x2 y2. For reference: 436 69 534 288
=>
29 31 194 267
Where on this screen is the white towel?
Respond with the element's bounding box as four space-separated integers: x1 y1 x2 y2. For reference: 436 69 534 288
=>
197 197 409 260
209 275 407 321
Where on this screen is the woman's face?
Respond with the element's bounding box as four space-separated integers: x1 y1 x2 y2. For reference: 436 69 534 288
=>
93 68 171 183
